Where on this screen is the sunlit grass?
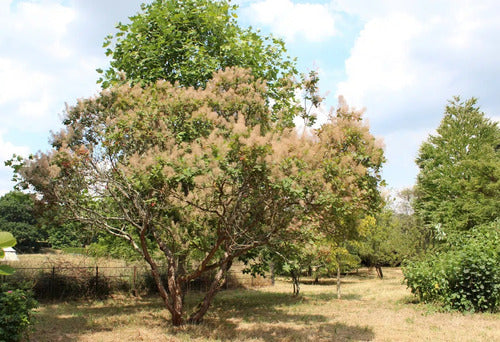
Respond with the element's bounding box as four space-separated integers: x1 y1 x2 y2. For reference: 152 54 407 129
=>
27 268 500 341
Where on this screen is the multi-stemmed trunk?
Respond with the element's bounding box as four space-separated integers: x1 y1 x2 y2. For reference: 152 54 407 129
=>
143 242 233 326
187 259 232 324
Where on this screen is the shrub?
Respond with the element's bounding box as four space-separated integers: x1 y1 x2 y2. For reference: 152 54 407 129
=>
403 220 500 312
0 283 38 342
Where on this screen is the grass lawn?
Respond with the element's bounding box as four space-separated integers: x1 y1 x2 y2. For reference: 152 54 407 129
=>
28 268 499 341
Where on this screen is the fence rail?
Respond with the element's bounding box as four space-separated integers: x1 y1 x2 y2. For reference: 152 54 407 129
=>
1 265 271 300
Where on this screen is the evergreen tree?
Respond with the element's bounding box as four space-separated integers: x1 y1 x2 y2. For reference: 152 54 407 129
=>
415 97 500 235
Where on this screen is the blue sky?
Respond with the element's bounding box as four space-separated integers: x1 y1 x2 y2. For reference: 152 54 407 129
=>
1 0 499 195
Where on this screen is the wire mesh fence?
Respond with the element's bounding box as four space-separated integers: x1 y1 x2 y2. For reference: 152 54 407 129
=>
0 265 272 300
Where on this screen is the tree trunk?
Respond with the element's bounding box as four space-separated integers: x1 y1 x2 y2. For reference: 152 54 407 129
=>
291 271 300 296
147 261 184 326
336 263 341 299
187 259 231 324
170 297 184 326
167 263 185 326
270 262 275 286
375 265 383 279
139 229 184 326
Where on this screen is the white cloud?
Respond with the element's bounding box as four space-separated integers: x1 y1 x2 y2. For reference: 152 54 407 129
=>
18 91 52 119
0 58 52 106
247 0 336 42
337 1 500 123
337 13 423 108
334 0 500 187
0 1 77 134
4 0 76 59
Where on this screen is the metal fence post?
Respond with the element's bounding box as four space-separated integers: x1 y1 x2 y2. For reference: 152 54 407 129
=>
133 266 137 296
95 266 99 296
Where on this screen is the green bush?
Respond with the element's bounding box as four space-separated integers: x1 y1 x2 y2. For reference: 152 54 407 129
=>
0 284 38 342
403 220 500 312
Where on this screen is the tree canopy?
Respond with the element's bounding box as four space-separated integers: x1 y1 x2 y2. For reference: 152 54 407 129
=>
415 97 500 234
98 0 301 127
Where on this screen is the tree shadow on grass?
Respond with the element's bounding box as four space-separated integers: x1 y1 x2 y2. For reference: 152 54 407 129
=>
190 321 375 342
31 298 167 341
242 322 374 342
299 271 377 286
32 290 375 341
308 292 363 301
300 278 359 286
176 290 375 341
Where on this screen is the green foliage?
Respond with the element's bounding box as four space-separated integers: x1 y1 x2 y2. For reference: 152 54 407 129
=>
358 212 400 267
38 207 96 249
415 97 500 235
99 0 301 128
87 233 142 261
0 191 93 250
45 222 89 249
403 220 500 312
0 283 38 342
0 191 44 252
407 98 500 312
358 190 427 268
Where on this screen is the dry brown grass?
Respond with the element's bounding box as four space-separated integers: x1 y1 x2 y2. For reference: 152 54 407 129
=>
27 268 500 341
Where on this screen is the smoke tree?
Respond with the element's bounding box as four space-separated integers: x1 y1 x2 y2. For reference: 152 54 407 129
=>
13 68 318 325
314 98 385 298
240 97 385 298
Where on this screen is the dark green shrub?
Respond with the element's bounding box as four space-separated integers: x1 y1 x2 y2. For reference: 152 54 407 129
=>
403 220 500 312
0 284 38 342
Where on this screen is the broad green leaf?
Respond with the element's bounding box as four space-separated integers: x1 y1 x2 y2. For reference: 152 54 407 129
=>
0 232 16 248
0 264 15 275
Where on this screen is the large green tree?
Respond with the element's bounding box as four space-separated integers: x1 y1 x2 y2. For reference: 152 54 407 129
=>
414 97 500 235
98 0 301 127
